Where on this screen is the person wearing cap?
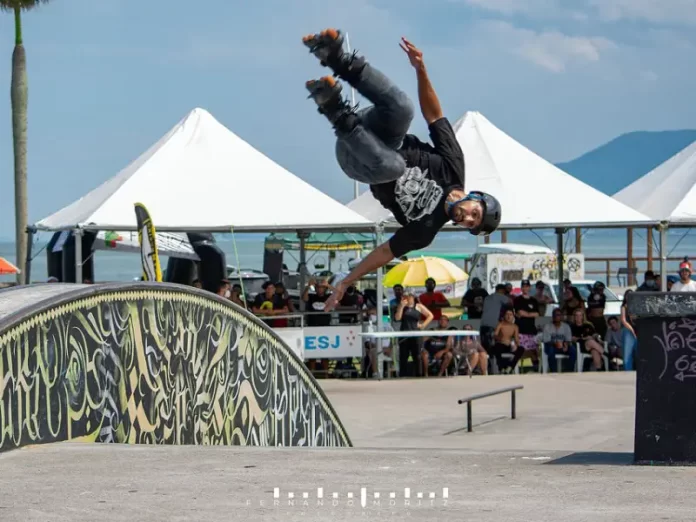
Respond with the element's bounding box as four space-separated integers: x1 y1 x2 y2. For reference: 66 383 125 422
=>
512 280 541 361
418 277 450 321
671 259 696 292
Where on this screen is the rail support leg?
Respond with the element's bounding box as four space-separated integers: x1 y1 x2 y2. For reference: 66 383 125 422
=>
467 401 472 432
511 390 516 420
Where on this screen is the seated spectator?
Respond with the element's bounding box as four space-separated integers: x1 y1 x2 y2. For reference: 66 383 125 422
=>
422 316 454 377
605 315 623 368
568 308 605 371
252 281 289 326
453 324 488 375
419 278 450 321
492 309 525 374
460 278 488 319
542 308 575 372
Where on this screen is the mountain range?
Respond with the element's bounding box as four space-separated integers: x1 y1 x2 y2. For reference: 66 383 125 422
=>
556 130 696 196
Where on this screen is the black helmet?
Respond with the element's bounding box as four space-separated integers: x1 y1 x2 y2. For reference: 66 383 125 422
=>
468 191 501 236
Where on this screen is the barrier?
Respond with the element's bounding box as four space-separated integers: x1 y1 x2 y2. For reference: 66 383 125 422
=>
0 283 351 452
457 385 523 432
628 291 696 464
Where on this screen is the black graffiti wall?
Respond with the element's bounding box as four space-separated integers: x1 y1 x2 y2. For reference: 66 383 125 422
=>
0 284 351 452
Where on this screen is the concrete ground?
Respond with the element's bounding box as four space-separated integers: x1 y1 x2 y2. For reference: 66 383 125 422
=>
2 373 695 522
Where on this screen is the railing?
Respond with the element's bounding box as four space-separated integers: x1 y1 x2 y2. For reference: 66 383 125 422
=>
457 385 524 433
585 256 686 285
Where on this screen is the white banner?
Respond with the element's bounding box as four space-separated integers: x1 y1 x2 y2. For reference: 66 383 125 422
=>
303 325 362 359
274 328 305 360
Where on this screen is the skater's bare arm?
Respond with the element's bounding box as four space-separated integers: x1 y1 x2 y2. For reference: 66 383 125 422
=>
400 38 442 124
323 241 395 311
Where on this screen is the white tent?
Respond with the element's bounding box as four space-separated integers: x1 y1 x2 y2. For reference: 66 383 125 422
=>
348 111 655 229
92 231 198 260
613 140 696 224
35 108 373 233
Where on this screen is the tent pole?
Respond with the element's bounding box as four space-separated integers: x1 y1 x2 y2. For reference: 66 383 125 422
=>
556 228 565 304
375 225 384 333
24 227 34 284
298 231 308 312
659 222 668 291
74 228 83 283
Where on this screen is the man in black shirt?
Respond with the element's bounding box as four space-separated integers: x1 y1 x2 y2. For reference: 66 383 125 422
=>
513 280 540 355
302 29 502 310
461 277 488 319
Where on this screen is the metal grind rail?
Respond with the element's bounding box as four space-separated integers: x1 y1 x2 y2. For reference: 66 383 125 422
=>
457 385 524 433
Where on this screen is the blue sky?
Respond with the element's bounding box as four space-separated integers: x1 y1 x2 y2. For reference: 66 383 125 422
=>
0 0 695 240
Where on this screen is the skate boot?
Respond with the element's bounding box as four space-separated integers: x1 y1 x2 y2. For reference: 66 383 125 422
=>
302 28 366 80
305 76 358 132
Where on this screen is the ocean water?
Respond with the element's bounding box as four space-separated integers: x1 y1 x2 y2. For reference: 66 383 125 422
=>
1 228 695 285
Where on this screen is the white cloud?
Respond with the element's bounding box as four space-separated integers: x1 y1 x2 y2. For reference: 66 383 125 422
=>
482 21 617 72
587 0 696 26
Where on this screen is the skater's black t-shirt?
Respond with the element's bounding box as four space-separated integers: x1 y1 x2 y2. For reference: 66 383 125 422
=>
369 117 465 258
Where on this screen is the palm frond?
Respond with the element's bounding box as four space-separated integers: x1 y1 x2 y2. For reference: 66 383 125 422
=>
0 0 50 12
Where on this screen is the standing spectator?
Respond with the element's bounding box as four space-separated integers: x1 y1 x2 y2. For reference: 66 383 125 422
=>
389 284 404 319
542 309 575 372
217 279 231 298
303 277 332 327
460 277 488 319
513 280 540 361
503 282 514 307
419 278 450 321
560 286 585 321
337 285 362 324
480 284 510 353
637 270 658 291
395 293 433 377
568 308 605 371
671 260 696 292
492 309 525 374
586 282 607 340
230 284 247 309
620 290 638 371
605 315 623 368
192 279 202 289
534 280 552 316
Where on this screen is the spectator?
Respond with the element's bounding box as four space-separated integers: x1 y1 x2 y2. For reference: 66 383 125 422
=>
395 293 433 377
303 278 332 327
620 290 638 371
230 284 247 308
422 316 455 377
568 308 605 371
480 284 510 353
534 280 552 316
513 280 540 362
492 309 525 374
605 315 623 367
671 260 696 292
503 282 514 307
252 282 289 325
586 281 607 339
272 281 294 327
455 324 488 375
389 284 404 319
542 308 575 372
47 276 59 283
460 277 488 319
337 285 362 324
363 307 393 380
418 278 450 321
217 279 231 298
637 270 658 291
560 286 585 321
192 279 202 289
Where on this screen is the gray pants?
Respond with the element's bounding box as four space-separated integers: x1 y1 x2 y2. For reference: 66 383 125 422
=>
335 63 415 185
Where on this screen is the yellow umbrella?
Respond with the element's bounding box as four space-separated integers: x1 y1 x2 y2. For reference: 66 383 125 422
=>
383 256 468 287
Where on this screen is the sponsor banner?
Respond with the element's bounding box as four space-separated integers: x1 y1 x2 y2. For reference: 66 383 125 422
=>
274 328 304 360
303 326 361 359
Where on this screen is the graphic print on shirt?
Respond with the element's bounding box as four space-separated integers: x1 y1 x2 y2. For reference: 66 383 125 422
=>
394 166 443 222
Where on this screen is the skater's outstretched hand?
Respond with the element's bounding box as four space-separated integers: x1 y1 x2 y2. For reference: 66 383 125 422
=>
323 283 346 312
400 37 424 70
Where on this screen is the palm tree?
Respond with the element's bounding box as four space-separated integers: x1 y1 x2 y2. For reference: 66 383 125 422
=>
0 0 49 284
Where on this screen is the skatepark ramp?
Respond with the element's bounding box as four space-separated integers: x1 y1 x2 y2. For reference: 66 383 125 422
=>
0 283 351 453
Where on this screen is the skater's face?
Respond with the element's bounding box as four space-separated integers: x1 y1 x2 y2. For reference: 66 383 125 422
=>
451 200 483 230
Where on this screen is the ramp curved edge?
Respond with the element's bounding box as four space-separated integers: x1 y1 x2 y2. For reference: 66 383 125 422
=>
0 282 351 452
